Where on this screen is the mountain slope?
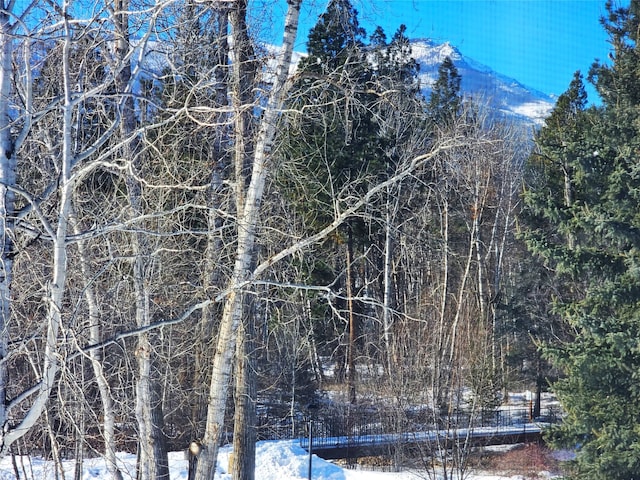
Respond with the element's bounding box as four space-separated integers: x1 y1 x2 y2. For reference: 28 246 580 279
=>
412 39 554 125
153 37 553 126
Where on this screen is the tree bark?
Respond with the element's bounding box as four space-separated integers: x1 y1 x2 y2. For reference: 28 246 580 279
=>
0 9 15 453
381 187 397 376
72 210 124 480
194 5 229 447
345 226 357 404
2 11 74 453
193 2 302 478
231 300 256 480
229 2 258 477
112 1 170 477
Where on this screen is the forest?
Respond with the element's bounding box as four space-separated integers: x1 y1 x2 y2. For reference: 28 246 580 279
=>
0 0 639 479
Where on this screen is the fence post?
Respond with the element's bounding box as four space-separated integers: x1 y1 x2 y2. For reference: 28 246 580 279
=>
307 403 319 480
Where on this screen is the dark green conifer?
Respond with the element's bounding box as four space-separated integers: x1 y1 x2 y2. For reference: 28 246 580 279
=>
300 0 366 75
522 2 640 478
275 2 427 401
428 56 462 124
282 0 384 226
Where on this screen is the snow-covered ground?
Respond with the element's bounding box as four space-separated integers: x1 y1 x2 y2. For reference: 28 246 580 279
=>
1 391 564 479
0 438 561 480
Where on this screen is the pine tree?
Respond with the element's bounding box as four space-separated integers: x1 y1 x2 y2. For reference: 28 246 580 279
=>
522 2 640 478
300 0 366 75
523 71 590 257
371 24 421 94
282 13 422 226
277 0 380 403
428 56 462 124
276 3 427 402
291 0 382 207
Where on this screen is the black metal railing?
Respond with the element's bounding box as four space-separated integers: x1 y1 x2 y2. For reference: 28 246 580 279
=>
299 406 562 450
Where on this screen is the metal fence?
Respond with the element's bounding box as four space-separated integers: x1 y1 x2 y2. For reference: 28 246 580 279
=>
299 405 562 450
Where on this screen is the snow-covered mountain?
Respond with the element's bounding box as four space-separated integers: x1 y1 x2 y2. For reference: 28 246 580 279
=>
147 37 554 126
411 39 554 126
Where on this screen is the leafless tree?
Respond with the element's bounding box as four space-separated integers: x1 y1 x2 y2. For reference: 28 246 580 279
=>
0 3 535 479
0 0 38 454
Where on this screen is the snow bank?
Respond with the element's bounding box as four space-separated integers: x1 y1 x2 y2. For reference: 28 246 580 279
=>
0 439 560 480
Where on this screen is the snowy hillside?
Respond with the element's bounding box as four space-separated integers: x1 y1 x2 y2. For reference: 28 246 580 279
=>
286 38 554 125
148 36 554 126
411 39 554 125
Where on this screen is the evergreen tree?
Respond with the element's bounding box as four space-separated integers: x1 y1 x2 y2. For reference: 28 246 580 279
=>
277 0 382 400
371 24 421 94
523 71 590 256
291 0 382 207
428 56 462 124
276 3 427 401
283 14 422 226
300 0 366 75
522 2 640 478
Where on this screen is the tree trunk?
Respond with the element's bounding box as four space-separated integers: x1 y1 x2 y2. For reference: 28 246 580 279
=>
0 9 15 453
230 0 256 211
72 210 124 480
345 226 357 404
382 188 395 376
534 354 543 419
193 3 301 478
433 197 450 408
194 4 229 443
229 4 258 475
1 11 73 454
112 1 169 477
231 299 256 480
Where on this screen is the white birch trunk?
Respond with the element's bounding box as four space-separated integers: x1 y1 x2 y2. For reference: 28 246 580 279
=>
0 0 36 448
71 210 124 480
433 197 449 407
193 2 301 478
1 13 74 453
195 7 229 443
382 190 394 375
448 207 476 365
0 10 14 453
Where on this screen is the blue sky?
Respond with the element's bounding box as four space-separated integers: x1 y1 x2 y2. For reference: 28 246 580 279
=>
258 0 615 101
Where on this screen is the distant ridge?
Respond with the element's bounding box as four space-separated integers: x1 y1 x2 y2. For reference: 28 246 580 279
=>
286 38 554 125
411 38 554 125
